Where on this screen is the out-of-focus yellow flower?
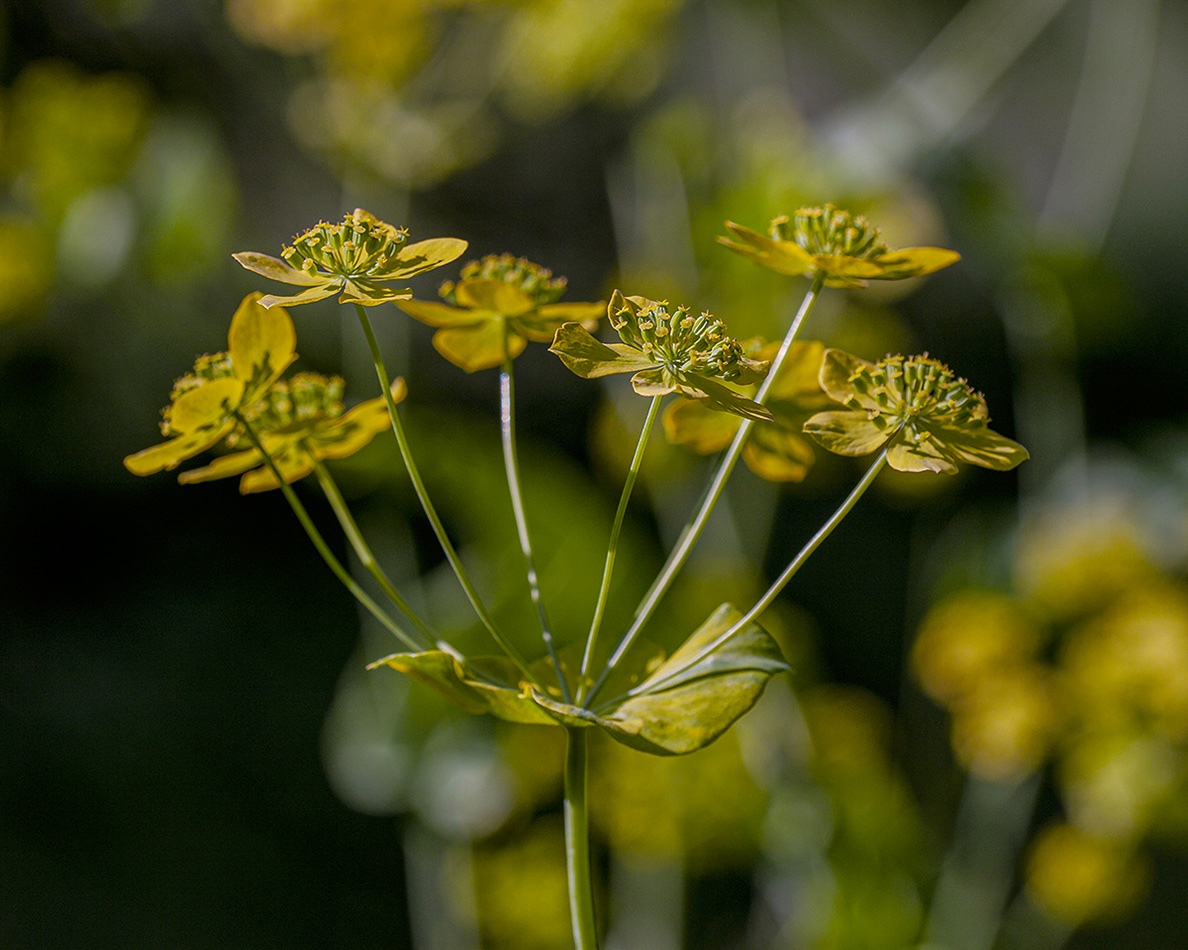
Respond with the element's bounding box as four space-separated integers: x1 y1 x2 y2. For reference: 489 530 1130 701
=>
396 254 603 372
663 340 835 482
912 590 1044 705
1060 582 1188 739
123 294 296 476
1025 823 1148 925
468 818 572 950
949 665 1057 780
718 205 959 288
551 291 773 420
804 350 1028 474
800 685 894 780
1057 731 1180 841
175 373 403 493
234 208 467 308
0 217 54 322
1014 506 1157 622
3 60 151 221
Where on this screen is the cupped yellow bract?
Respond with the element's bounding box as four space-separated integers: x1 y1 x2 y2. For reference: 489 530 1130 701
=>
233 208 468 308
664 340 835 482
176 372 405 493
395 253 604 372
719 204 960 287
124 293 297 476
803 349 1028 474
550 291 773 421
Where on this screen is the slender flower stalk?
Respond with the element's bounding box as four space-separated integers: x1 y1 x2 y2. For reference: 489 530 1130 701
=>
501 351 569 701
353 303 540 687
586 274 825 705
311 458 458 656
577 394 663 703
605 447 889 706
235 412 425 652
564 727 599 950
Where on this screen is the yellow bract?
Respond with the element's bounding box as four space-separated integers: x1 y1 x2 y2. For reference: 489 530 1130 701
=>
719 205 960 288
124 294 297 476
234 208 468 308
663 340 833 482
804 349 1028 474
178 378 405 493
396 254 604 372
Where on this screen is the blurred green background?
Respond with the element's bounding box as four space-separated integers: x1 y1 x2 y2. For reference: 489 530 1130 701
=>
4 0 1188 947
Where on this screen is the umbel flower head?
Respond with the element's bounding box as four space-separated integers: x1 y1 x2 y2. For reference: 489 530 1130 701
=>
550 291 773 421
719 204 960 287
124 294 297 476
233 208 468 308
803 349 1029 473
176 373 405 493
395 253 604 372
664 340 836 482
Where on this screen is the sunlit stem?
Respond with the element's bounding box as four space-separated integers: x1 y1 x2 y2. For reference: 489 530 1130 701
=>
311 457 462 657
352 304 539 687
586 274 826 706
564 727 599 950
577 395 663 706
609 447 888 705
234 413 422 651
501 352 569 702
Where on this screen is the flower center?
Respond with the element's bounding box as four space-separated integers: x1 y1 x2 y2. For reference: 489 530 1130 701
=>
847 355 984 433
610 299 749 380
281 209 409 279
440 253 567 307
772 204 888 261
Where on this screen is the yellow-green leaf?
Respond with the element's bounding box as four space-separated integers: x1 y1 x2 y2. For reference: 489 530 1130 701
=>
803 409 894 456
454 278 536 317
433 320 526 372
232 251 324 286
550 323 656 378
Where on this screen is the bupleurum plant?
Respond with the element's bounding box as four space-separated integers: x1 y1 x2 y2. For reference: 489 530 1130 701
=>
126 204 1025 949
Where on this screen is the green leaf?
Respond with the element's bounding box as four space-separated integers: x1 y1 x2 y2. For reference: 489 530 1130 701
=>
367 650 558 725
549 323 656 378
587 603 790 755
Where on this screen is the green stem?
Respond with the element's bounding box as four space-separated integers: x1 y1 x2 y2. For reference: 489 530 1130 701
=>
501 353 569 701
234 414 422 651
352 304 539 686
606 447 888 706
564 727 599 950
311 457 457 656
587 275 825 704
577 395 663 705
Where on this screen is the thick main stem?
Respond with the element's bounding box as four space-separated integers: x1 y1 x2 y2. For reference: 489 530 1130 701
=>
234 415 422 651
564 727 599 950
578 395 663 705
589 275 825 702
353 304 539 685
501 355 568 701
311 458 456 656
604 448 888 706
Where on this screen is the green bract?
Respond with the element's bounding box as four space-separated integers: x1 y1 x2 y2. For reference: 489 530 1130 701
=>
233 208 468 308
395 253 604 372
550 291 774 421
804 349 1030 474
664 340 836 482
719 204 960 288
176 373 405 493
124 293 297 476
368 603 790 756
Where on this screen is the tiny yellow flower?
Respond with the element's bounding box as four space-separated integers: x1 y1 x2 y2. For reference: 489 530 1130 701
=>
395 253 604 372
233 208 468 308
550 291 773 421
663 340 834 482
803 349 1028 474
176 373 405 493
124 293 297 476
719 205 960 287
